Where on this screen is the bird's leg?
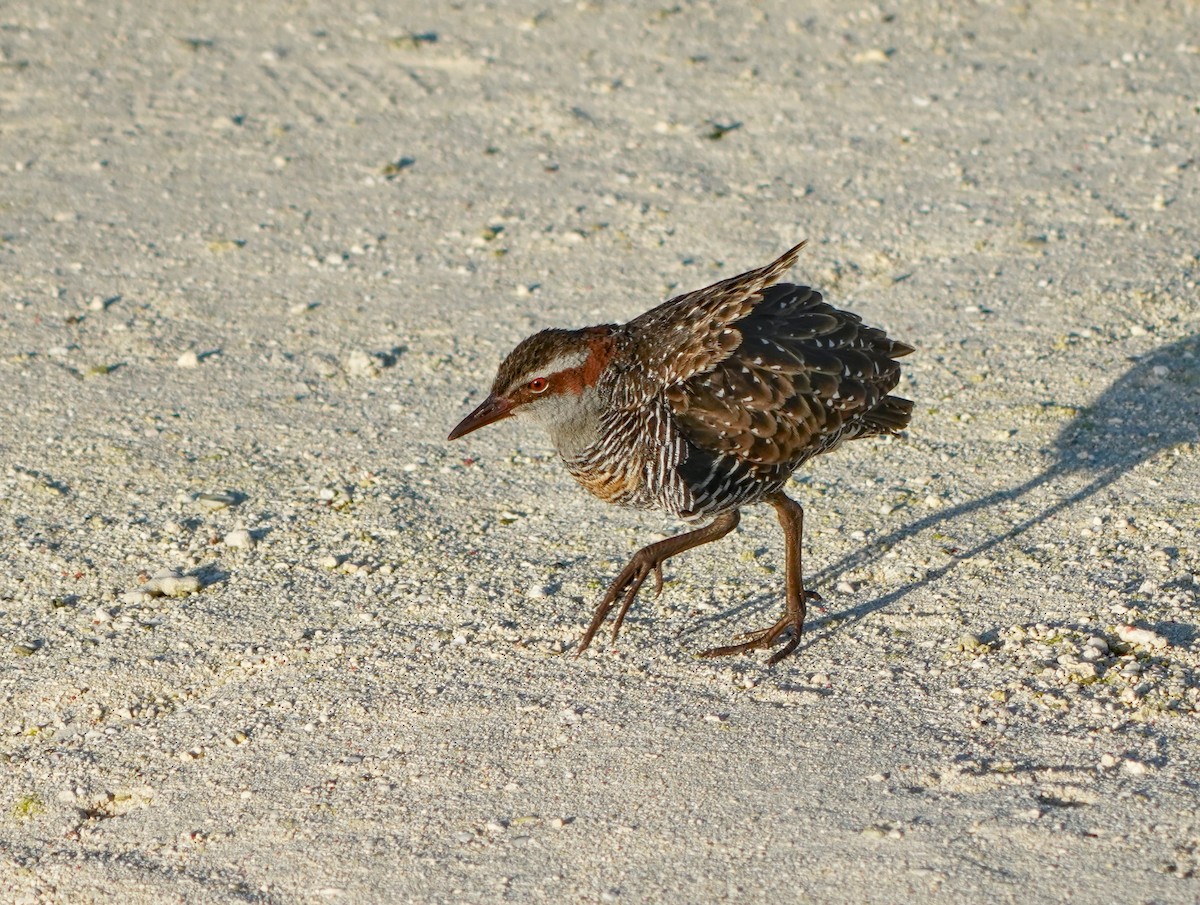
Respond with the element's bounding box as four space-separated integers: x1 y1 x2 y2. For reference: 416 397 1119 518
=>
576 510 741 655
700 491 811 666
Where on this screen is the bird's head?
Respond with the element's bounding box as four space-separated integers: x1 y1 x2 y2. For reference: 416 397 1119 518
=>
447 326 616 442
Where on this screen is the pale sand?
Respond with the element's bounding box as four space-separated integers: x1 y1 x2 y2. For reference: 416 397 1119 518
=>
2 1 1198 902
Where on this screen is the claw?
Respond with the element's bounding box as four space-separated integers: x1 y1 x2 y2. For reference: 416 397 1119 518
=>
610 575 646 640
575 511 742 657
698 615 801 664
577 557 658 654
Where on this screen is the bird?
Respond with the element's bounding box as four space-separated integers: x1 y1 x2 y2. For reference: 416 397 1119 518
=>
448 241 913 664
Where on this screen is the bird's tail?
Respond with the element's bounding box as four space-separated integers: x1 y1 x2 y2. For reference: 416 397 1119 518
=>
862 395 913 436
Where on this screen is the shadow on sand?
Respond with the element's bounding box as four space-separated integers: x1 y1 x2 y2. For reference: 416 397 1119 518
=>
803 333 1200 637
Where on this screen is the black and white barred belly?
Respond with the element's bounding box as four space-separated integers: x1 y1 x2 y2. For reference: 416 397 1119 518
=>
563 398 805 523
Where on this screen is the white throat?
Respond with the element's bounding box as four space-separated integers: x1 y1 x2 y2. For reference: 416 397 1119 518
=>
521 384 607 462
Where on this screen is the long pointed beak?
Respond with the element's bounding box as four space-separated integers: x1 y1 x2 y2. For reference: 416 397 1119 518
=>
447 394 514 440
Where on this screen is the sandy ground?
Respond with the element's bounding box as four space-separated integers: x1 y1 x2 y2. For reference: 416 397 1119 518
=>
2 1 1199 902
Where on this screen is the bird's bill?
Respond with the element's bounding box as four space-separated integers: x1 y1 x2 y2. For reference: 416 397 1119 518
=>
447 394 514 440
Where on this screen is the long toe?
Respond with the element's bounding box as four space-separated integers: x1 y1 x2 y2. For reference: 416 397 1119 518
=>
579 557 660 652
698 615 802 663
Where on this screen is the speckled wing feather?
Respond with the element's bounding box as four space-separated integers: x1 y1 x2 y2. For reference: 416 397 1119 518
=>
666 282 914 469
616 241 810 397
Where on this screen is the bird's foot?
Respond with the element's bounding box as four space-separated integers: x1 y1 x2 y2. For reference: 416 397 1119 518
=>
698 589 819 666
699 616 800 665
574 551 666 656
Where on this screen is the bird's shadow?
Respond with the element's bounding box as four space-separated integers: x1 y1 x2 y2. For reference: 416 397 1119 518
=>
680 333 1200 651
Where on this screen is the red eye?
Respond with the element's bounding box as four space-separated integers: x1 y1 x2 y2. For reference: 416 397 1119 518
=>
529 377 549 393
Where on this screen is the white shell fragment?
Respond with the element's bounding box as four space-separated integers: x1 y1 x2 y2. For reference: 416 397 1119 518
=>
1115 625 1168 650
133 569 203 599
224 528 255 549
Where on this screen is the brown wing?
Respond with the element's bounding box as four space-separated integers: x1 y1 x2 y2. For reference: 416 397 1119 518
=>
619 241 808 392
666 283 913 468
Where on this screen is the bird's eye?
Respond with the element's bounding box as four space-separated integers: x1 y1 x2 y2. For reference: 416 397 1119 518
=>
529 377 549 393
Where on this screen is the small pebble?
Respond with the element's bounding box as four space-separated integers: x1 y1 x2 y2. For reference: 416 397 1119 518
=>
1122 759 1151 776
309 354 341 378
176 351 200 368
1120 661 1142 678
224 529 254 549
1116 625 1167 650
157 574 202 597
139 569 202 597
188 491 239 511
1084 628 1108 652
346 349 381 378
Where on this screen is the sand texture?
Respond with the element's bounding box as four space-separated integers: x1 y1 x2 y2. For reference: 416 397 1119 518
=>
2 1 1199 902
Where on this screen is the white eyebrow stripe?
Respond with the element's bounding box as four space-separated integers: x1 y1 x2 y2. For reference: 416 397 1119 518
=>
513 350 590 385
